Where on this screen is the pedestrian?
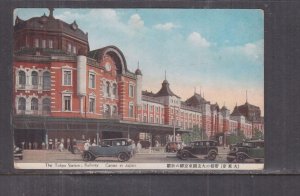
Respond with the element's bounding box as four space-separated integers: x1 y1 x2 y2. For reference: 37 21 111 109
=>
28 142 32 150
54 138 58 150
42 142 46 150
67 138 71 151
21 141 25 149
61 138 65 149
137 141 142 153
33 142 38 149
84 140 90 151
59 142 64 152
132 141 136 155
48 139 53 150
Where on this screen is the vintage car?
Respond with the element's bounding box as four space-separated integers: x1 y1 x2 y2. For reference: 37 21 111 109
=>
227 140 264 163
82 138 133 162
176 140 218 160
165 142 182 152
14 146 23 160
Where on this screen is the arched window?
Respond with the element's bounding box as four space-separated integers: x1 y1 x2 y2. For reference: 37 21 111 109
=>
129 103 134 117
106 81 111 97
43 71 51 90
19 71 26 89
104 104 111 117
112 83 117 97
112 105 117 117
31 98 38 114
18 97 26 114
42 98 51 115
31 71 38 89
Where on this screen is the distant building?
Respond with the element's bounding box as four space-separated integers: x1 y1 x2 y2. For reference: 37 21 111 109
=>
12 10 264 149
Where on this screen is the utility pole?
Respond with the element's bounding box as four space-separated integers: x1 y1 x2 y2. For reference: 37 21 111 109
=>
173 105 176 142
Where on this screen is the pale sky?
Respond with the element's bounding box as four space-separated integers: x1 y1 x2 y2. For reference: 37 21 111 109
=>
14 9 264 115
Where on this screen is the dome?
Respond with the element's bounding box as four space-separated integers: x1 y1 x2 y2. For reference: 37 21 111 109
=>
135 68 142 76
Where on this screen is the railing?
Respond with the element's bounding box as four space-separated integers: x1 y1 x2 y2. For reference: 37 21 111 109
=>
16 84 51 91
16 110 51 116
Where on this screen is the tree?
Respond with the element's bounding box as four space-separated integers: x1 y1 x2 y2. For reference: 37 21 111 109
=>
182 125 207 144
252 128 264 140
226 129 246 145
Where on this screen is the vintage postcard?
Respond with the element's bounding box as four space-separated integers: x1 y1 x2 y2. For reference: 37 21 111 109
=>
12 8 264 171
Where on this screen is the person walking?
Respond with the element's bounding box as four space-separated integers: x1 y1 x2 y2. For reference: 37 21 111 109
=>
84 140 90 151
48 139 53 150
137 141 142 153
132 141 136 155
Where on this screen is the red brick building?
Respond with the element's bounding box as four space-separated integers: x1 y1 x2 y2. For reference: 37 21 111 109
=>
12 10 264 149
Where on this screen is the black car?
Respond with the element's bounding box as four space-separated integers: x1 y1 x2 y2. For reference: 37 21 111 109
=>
227 140 264 163
14 146 23 160
82 138 133 162
176 140 218 160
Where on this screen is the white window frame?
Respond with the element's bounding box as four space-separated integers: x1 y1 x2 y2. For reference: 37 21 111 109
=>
72 45 77 54
49 40 53 48
31 70 39 88
17 97 26 114
128 102 134 117
89 97 95 113
42 71 51 90
18 70 26 89
105 81 111 97
42 97 51 114
67 43 72 53
34 38 39 48
89 72 96 89
62 69 72 86
129 83 134 98
42 40 46 48
62 94 72 112
112 83 117 98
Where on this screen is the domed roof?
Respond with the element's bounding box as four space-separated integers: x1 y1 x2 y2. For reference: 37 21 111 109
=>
135 68 142 76
14 12 88 43
154 79 180 98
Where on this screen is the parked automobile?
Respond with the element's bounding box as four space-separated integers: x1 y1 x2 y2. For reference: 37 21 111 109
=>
229 142 242 151
82 138 133 162
176 140 218 160
165 142 182 152
227 140 264 163
14 145 23 160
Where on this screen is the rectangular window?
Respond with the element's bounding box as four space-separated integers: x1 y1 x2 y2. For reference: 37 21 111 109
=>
129 84 134 98
89 74 95 88
63 96 71 111
143 104 147 111
129 103 134 117
72 46 77 54
42 40 46 48
150 116 153 123
34 39 39 48
67 43 72 53
89 98 95 113
150 105 153 112
49 40 53 48
63 70 72 86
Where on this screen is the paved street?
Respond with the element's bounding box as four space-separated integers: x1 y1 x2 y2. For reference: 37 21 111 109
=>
14 147 258 163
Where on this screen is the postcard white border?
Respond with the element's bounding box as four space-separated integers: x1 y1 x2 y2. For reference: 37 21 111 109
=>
15 162 264 170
